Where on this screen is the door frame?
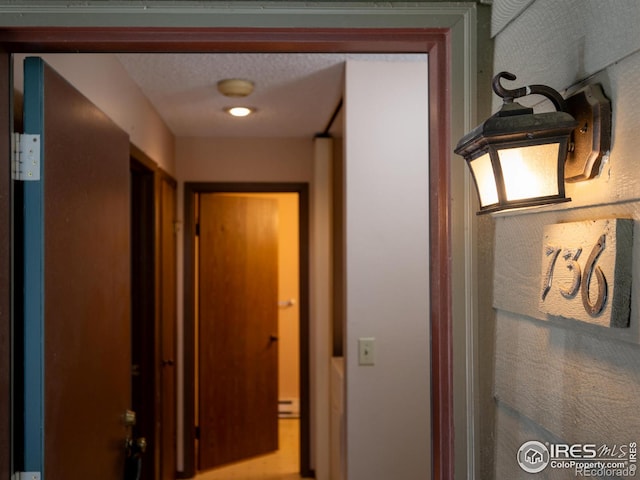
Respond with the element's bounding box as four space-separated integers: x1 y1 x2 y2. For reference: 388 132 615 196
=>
184 182 310 476
0 5 478 479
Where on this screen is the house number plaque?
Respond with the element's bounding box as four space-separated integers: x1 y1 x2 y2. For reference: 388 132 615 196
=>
539 218 633 328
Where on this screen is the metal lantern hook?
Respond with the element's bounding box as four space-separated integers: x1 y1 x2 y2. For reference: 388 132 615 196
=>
492 71 567 112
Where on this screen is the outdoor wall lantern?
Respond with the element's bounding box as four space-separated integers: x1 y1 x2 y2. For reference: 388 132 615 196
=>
455 72 611 214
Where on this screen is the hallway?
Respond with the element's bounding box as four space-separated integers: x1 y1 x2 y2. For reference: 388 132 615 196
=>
195 419 302 480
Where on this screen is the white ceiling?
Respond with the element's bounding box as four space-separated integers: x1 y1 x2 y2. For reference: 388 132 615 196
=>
116 53 427 138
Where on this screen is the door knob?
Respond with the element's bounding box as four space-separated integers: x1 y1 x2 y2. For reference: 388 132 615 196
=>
125 436 147 480
278 298 296 308
125 436 147 453
123 410 136 427
135 437 147 454
269 334 279 342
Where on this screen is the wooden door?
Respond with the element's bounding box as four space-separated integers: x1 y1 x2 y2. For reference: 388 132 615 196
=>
20 57 131 478
159 173 177 480
198 194 279 471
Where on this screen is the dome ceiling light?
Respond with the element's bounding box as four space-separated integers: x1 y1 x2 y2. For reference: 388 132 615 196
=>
217 78 255 97
217 78 256 117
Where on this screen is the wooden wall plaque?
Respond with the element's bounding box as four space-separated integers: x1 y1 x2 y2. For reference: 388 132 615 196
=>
539 218 633 328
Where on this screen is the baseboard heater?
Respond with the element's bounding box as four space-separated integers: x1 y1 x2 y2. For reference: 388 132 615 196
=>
278 398 300 418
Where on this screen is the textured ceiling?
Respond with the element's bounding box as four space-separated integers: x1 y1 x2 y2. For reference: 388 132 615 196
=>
116 53 427 138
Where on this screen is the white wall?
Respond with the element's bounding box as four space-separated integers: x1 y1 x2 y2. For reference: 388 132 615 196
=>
13 54 175 174
344 59 430 479
489 1 640 477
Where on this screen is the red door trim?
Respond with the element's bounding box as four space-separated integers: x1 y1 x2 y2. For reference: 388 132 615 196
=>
0 26 454 480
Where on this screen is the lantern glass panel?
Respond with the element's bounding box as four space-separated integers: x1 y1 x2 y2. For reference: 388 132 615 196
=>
498 143 560 202
469 152 499 207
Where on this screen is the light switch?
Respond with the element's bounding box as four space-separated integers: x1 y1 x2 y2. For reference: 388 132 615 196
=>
358 337 375 366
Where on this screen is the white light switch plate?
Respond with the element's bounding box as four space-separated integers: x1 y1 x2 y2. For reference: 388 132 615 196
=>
358 337 375 366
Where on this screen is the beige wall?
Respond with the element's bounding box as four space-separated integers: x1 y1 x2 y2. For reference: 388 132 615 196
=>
488 1 640 478
176 137 313 183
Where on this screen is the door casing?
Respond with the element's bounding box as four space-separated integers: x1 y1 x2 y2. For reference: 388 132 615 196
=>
0 9 478 478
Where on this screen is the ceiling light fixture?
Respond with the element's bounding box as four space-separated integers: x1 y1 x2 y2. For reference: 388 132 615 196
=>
218 79 257 118
455 72 611 214
217 78 255 97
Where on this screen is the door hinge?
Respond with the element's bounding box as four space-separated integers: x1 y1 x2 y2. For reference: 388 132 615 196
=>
195 223 200 236
195 425 200 439
12 133 41 181
14 473 41 480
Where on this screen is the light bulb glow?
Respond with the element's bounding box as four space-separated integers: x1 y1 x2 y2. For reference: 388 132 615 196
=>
498 143 560 201
469 153 499 207
226 107 254 117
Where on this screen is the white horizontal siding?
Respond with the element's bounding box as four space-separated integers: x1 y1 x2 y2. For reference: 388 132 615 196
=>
495 401 562 480
493 0 640 103
490 2 640 478
491 0 534 37
495 311 640 444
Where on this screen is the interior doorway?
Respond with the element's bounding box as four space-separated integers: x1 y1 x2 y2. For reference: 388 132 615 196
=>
1 19 462 480
184 183 310 477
